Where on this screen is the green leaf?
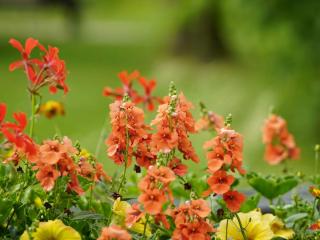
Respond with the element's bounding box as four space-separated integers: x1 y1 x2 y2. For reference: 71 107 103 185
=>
240 194 261 213
247 173 298 200
0 199 13 224
285 212 308 228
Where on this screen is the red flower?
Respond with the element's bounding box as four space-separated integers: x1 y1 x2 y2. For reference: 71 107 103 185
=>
9 38 68 94
223 190 246 213
1 111 37 159
0 103 7 124
138 76 158 111
9 38 38 71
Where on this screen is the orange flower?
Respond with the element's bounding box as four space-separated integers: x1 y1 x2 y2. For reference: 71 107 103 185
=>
151 93 199 163
39 137 77 165
189 199 211 218
262 114 300 165
172 220 214 240
206 170 234 195
223 190 246 213
105 100 147 166
36 165 60 191
67 173 84 195
172 199 214 240
98 225 132 240
152 127 179 153
138 188 167 215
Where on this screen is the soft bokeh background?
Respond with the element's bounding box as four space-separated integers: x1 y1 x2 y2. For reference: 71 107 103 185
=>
0 0 319 175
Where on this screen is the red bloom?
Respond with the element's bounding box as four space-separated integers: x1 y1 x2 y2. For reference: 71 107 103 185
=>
223 190 246 213
9 38 68 94
138 76 158 111
0 103 7 124
1 111 37 159
9 38 38 71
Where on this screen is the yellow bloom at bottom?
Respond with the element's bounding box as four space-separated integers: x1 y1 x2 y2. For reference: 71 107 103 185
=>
217 210 273 240
21 220 81 240
217 209 294 240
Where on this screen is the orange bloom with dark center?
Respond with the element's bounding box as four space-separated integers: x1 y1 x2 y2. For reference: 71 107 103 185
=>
196 111 224 133
98 225 132 240
151 127 179 153
206 170 234 195
223 190 246 213
36 164 60 191
138 188 167 215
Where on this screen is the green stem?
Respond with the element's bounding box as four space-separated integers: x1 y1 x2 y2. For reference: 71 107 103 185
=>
117 109 129 194
235 213 248 240
29 93 36 137
143 214 150 239
225 219 229 240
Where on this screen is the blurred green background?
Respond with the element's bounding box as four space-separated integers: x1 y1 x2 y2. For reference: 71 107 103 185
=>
0 0 319 175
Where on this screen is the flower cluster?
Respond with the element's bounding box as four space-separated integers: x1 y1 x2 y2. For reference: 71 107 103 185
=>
138 165 175 215
106 99 148 166
151 87 199 163
171 199 215 240
203 126 246 212
103 70 162 111
9 38 68 94
262 114 300 165
34 138 110 194
0 103 37 163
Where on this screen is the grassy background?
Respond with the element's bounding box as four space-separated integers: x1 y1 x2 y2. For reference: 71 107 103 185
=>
0 1 319 175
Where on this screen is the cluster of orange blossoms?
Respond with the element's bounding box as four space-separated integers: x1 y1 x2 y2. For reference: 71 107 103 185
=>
106 99 148 166
0 103 37 162
171 199 215 240
103 70 162 111
151 92 199 163
262 114 300 165
98 225 131 240
200 111 246 212
9 38 68 94
138 166 175 215
32 138 109 194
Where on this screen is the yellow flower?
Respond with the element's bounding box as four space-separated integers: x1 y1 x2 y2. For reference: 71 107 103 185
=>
38 101 65 119
130 217 152 237
217 209 294 240
310 186 320 198
217 209 273 240
34 197 43 208
32 220 81 240
262 214 295 239
20 231 30 240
